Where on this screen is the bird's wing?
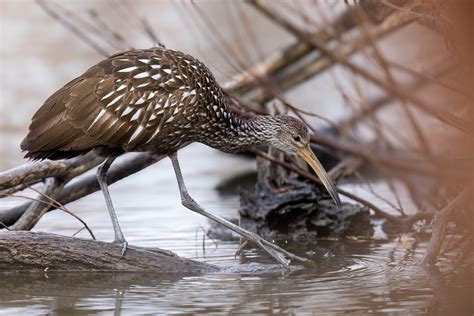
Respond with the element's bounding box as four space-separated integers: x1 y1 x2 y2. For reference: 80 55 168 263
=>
22 48 200 154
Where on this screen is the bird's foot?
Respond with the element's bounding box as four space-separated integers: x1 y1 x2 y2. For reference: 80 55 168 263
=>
235 232 316 269
113 239 128 257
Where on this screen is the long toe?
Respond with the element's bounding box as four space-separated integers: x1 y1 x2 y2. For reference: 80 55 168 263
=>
242 233 290 268
244 232 316 268
113 240 128 257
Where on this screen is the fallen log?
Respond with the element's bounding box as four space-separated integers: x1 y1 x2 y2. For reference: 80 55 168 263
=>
0 231 218 274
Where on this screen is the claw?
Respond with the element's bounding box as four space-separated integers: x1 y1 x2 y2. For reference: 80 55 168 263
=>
256 239 290 268
235 233 292 268
237 232 316 269
113 240 128 257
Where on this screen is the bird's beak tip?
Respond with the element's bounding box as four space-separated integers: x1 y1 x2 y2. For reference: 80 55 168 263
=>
297 146 341 208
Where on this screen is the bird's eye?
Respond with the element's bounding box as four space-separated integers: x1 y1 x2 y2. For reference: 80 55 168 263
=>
293 135 301 142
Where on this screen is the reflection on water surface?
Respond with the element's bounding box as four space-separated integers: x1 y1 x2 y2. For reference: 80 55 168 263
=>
0 2 472 314
0 147 472 315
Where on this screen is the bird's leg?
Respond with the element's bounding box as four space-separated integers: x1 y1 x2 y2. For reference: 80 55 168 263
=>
169 152 315 268
97 156 128 256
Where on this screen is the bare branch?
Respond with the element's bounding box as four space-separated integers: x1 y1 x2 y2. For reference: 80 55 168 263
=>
0 153 161 227
422 190 469 266
0 151 103 193
249 0 471 134
10 177 64 231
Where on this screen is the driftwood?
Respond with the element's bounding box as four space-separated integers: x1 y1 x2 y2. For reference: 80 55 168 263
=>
0 231 218 273
239 153 374 242
1 0 469 270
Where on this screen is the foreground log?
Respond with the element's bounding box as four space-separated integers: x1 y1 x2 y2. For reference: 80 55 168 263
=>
0 231 218 274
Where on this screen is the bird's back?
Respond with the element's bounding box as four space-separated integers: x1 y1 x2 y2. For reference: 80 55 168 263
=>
21 47 227 160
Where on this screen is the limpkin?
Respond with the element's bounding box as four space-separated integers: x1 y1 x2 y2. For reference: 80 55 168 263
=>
21 47 340 267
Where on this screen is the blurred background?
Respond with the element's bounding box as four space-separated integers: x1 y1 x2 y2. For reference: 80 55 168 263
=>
0 0 472 314
0 0 288 168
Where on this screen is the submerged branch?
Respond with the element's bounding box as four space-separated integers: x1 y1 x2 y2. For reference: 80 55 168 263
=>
422 190 469 266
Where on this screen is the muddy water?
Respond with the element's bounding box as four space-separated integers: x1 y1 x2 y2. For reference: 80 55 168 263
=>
0 146 472 315
1 1 473 315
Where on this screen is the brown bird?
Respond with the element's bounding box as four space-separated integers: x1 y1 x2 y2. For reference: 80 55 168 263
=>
21 47 340 267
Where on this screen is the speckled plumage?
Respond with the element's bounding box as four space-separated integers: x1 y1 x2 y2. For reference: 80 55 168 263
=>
20 47 341 265
21 47 307 160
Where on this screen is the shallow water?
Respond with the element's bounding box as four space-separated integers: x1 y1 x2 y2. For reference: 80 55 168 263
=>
1 1 473 314
1 146 472 315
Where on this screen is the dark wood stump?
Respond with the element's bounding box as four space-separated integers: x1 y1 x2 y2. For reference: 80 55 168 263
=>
0 231 218 274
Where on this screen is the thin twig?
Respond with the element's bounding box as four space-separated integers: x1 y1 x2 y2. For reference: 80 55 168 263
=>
0 190 95 239
249 0 471 134
35 0 109 57
29 186 96 240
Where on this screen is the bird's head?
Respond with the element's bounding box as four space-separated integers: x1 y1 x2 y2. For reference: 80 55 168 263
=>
264 115 341 208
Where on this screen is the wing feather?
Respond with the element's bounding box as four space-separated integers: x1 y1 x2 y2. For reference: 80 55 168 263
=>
22 47 207 158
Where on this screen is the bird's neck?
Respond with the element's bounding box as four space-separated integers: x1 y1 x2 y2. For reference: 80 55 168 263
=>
202 110 276 153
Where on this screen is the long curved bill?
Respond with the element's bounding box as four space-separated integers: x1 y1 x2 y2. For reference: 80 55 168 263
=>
297 145 342 209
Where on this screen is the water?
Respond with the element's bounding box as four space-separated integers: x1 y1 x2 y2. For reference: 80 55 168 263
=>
1 1 473 314
0 145 472 315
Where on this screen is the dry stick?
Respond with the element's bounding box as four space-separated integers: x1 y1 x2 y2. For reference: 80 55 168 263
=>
234 0 266 62
386 178 406 216
355 6 433 157
28 186 96 240
422 190 468 266
281 99 339 131
387 60 466 96
248 7 417 106
226 0 405 93
107 0 142 42
50 1 114 50
141 17 164 47
327 156 362 182
333 71 396 149
227 1 259 71
349 14 419 216
35 0 109 57
343 75 409 217
0 151 103 194
354 171 404 215
309 133 434 176
0 153 161 227
10 177 64 231
0 191 95 240
340 60 456 130
380 0 440 23
188 2 247 76
87 8 133 51
249 0 471 134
